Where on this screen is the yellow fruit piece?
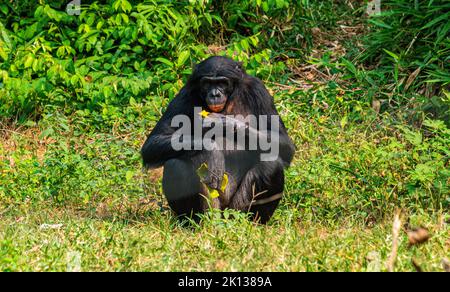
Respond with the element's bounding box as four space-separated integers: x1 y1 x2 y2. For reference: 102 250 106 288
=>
199 110 210 118
209 189 220 199
220 173 229 193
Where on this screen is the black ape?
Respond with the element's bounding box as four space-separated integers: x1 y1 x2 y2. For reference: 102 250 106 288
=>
141 56 295 223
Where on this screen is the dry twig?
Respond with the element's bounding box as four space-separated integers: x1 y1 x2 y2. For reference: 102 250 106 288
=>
387 210 402 272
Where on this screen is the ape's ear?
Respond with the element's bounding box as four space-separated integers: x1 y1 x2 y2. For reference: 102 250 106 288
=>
235 61 245 75
190 62 201 78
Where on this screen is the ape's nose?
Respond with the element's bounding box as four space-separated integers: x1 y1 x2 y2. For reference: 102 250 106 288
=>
211 88 221 98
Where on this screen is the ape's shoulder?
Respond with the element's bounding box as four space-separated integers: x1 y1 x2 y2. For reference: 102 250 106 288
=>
240 75 276 114
162 87 196 116
243 74 267 88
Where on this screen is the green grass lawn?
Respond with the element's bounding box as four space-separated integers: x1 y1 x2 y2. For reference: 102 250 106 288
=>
1 86 448 271
1 204 447 272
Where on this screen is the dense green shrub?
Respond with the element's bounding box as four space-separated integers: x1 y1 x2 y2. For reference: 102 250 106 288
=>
0 1 216 120
361 0 450 119
0 0 303 122
0 0 353 123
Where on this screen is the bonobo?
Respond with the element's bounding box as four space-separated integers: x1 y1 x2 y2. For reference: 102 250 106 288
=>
141 56 294 223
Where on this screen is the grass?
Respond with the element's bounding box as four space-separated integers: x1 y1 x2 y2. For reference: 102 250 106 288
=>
0 85 448 272
1 202 448 272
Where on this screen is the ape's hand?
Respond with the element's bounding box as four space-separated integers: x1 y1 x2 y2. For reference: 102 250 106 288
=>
202 112 225 126
204 113 248 132
201 150 225 190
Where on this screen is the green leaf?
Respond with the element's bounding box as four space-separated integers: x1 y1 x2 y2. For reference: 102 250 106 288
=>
196 163 208 180
341 58 357 75
422 12 450 29
24 55 34 68
0 47 7 60
400 127 422 146
275 0 284 9
132 46 143 54
133 61 140 71
122 0 132 12
156 57 174 67
240 39 250 52
32 59 40 72
0 4 8 15
340 115 348 129
177 50 190 68
1 30 11 49
39 127 54 139
126 171 134 182
383 49 399 61
121 13 129 24
422 119 446 131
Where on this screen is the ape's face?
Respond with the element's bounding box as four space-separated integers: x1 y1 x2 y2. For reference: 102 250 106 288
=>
200 76 232 113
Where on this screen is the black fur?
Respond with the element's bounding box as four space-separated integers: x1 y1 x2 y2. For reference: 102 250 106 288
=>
141 56 295 223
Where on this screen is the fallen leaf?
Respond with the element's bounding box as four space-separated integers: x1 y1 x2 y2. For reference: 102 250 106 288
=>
404 67 421 91
411 258 423 272
442 258 450 272
372 99 381 113
407 227 430 246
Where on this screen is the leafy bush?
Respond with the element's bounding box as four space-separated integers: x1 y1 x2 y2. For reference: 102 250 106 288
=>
0 0 353 124
0 1 216 120
361 0 450 116
0 0 304 123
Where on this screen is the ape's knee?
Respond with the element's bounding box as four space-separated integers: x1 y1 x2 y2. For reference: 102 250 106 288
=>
162 158 202 202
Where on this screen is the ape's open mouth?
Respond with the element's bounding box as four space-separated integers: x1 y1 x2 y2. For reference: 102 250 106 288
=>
207 103 226 113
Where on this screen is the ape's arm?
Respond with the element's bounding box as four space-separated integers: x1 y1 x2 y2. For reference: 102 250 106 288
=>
205 113 295 167
141 125 177 168
141 115 178 168
242 75 295 166
141 92 193 168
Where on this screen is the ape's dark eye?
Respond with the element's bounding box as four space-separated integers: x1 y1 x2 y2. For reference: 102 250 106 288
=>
214 81 227 90
200 76 230 88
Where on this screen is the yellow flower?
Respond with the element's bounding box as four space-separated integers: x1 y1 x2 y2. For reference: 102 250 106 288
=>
199 110 210 118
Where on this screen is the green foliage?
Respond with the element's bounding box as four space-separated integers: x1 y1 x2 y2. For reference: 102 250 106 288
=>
0 0 352 123
0 1 215 121
274 86 449 223
0 0 308 123
361 0 450 102
215 0 351 57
